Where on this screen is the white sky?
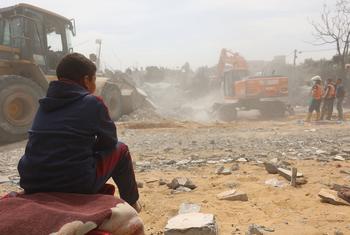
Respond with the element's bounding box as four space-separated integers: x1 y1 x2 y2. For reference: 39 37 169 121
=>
1 0 337 70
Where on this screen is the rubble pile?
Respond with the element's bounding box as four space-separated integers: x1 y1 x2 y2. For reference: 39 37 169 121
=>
1 121 350 234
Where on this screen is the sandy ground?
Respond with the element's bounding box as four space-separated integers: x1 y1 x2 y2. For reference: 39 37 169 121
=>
136 160 350 235
1 116 350 234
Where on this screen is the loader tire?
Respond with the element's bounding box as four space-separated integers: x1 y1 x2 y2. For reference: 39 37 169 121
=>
0 75 45 143
101 82 123 121
215 103 237 122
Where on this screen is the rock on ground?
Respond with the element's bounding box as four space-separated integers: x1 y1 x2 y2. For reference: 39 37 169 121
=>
216 189 248 201
178 203 201 214
318 189 350 206
164 213 218 235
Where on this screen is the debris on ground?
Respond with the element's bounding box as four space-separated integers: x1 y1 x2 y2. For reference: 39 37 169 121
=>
247 224 275 234
265 178 285 188
318 189 350 206
178 203 201 214
167 177 197 190
277 168 303 180
216 189 248 201
164 213 218 235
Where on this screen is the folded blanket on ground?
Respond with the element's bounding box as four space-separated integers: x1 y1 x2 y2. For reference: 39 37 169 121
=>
0 192 144 235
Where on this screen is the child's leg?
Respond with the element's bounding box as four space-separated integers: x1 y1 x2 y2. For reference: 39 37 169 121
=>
94 142 139 206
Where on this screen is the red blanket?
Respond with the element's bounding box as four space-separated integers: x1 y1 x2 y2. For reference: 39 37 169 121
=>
0 192 143 235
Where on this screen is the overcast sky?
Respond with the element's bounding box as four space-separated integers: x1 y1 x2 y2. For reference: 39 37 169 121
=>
2 0 337 70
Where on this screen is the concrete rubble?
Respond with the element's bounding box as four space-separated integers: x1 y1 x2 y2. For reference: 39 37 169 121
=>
167 177 196 189
172 186 192 194
263 162 278 174
215 166 232 175
277 168 303 180
2 118 350 234
264 178 285 188
334 156 345 161
164 213 218 235
247 224 274 234
217 189 248 201
178 203 201 214
318 188 350 206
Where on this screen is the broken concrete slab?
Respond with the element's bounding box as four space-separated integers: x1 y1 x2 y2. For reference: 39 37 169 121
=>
236 157 248 162
220 168 232 175
167 177 196 190
178 203 201 214
334 156 345 161
318 188 350 206
164 213 218 235
263 162 278 174
247 224 274 234
172 186 192 194
265 178 285 188
216 166 232 175
277 168 303 181
217 189 248 201
176 159 191 165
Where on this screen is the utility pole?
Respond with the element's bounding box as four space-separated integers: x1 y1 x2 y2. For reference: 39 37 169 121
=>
293 49 298 68
292 49 299 98
96 39 102 72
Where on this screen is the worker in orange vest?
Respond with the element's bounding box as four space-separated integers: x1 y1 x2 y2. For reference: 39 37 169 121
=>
306 76 323 121
320 78 336 120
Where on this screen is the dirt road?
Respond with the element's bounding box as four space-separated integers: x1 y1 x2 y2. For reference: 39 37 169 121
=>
1 118 350 234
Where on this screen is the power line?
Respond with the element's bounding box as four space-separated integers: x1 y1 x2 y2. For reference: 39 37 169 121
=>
299 48 336 53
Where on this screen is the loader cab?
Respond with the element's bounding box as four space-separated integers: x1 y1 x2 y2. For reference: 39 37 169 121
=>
0 4 75 74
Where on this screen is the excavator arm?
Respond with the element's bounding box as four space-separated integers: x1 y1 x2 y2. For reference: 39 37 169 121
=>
216 48 249 80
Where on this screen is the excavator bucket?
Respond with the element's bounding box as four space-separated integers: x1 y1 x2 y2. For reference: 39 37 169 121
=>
95 76 151 121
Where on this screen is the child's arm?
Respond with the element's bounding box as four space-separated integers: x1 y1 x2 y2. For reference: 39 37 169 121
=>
93 101 118 151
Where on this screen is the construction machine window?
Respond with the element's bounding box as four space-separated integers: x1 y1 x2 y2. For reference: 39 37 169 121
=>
47 29 63 52
0 19 11 46
10 18 24 49
46 24 64 70
65 25 73 52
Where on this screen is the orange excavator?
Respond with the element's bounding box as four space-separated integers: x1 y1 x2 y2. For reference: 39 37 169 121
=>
213 48 291 121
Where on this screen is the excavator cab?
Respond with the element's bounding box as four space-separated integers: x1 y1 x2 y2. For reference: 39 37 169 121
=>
0 4 76 142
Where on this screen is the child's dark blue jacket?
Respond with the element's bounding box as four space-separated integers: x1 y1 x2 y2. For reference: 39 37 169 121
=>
18 80 118 193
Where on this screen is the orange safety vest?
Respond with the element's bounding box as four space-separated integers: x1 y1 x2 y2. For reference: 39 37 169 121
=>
312 84 323 100
326 83 336 99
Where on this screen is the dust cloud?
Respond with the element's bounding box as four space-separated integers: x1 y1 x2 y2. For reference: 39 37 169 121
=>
139 77 224 122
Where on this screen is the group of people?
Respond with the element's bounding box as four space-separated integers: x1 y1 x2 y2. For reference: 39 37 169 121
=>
306 76 346 121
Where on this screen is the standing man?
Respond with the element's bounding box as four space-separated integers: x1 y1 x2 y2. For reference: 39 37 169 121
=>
320 79 336 120
336 78 346 121
306 76 323 121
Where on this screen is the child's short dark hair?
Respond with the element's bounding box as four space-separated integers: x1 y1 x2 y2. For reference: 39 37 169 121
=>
56 53 96 81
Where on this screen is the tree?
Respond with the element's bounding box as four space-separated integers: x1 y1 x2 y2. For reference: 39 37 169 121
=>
311 0 350 83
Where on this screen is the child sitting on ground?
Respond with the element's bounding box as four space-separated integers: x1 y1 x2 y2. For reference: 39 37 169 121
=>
17 53 141 212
